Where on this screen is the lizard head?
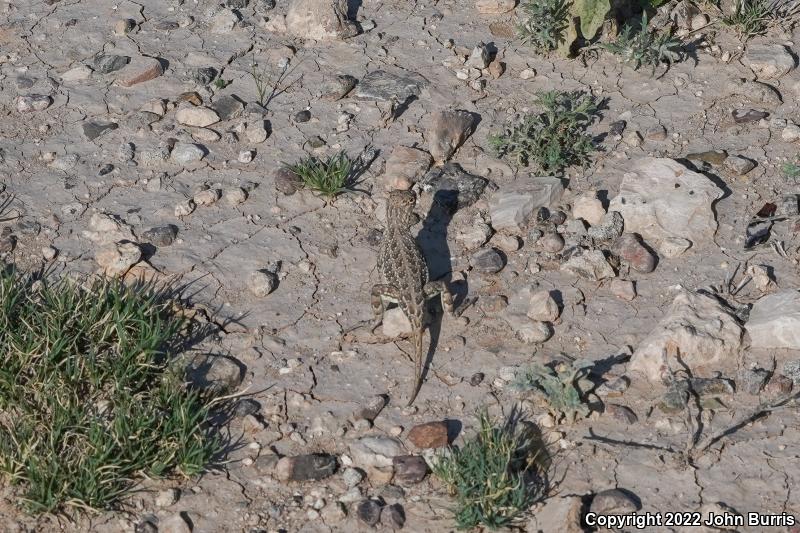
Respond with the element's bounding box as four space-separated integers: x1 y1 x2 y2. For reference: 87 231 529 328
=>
386 190 418 227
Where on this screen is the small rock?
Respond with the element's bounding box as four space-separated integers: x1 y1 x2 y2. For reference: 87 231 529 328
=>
487 59 505 79
610 279 636 301
116 57 164 87
527 291 559 322
93 54 130 74
249 270 278 297
114 18 136 35
176 106 220 127
174 199 196 217
224 188 248 206
384 146 433 190
733 109 768 124
392 455 429 485
193 189 221 206
294 109 311 123
470 372 485 386
519 68 536 80
95 241 141 276
475 0 516 13
16 95 52 113
274 167 303 195
489 233 521 252
572 193 605 226
190 67 217 86
645 125 667 141
745 43 796 79
81 120 118 141
418 163 489 212
171 143 206 164
407 421 449 449
350 436 405 468
275 454 338 481
590 488 639 514
764 374 793 396
456 221 492 250
659 237 692 258
42 245 58 261
238 150 254 164
155 489 180 507
357 395 388 421
723 155 756 175
740 367 771 395
562 249 616 280
0 235 16 254
159 514 192 533
211 95 246 121
357 499 383 527
321 74 357 100
246 119 270 143
382 307 412 337
471 248 504 273
381 503 405 529
782 124 800 142
514 319 553 344
605 404 638 424
588 211 624 242
427 109 475 163
539 232 565 253
613 233 657 273
142 225 178 246
465 43 490 69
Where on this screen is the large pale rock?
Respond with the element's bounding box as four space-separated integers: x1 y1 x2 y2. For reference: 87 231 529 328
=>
427 110 475 164
95 241 142 276
745 44 796 79
746 290 800 349
489 178 564 233
285 0 358 40
176 106 220 127
629 291 744 382
608 158 723 256
572 192 605 226
349 436 405 468
562 249 616 280
83 213 136 244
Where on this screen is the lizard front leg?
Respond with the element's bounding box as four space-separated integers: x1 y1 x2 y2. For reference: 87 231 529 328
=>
423 280 454 316
370 283 401 333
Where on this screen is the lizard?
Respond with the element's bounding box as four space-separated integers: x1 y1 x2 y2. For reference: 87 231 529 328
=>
370 190 454 406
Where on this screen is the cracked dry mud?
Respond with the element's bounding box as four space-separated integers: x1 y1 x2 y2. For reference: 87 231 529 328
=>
2 0 800 532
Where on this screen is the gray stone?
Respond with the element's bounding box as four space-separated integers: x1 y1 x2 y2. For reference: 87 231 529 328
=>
382 307 412 337
538 232 564 252
16 95 52 113
321 74 357 100
95 241 141 276
561 249 615 280
608 158 723 256
274 167 302 195
489 178 565 233
526 496 583 533
350 436 405 468
783 360 800 385
142 225 178 246
427 109 475 163
171 143 206 164
355 70 425 102
93 54 130 74
211 9 240 33
740 367 771 395
745 44 796 79
471 247 504 273
590 488 639 514
249 270 279 297
746 290 800 349
381 503 405 529
81 120 118 141
190 67 217 85
286 0 359 40
357 499 382 526
211 95 245 120
465 43 490 69
392 455 429 485
418 163 489 212
587 211 624 242
723 155 756 175
357 394 388 421
630 290 744 382
275 454 338 481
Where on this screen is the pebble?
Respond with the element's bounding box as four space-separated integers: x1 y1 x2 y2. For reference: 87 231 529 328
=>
16 95 53 113
211 95 245 121
519 68 536 80
275 454 338 481
613 233 657 273
741 367 771 395
470 248 504 273
95 242 141 276
357 499 383 526
610 279 636 301
193 189 220 206
342 467 365 488
572 193 605 226
114 18 136 35
489 233 521 252
171 143 206 164
357 394 388 421
249 270 278 297
407 421 449 449
590 488 639 514
392 455 429 485
155 489 180 507
61 65 93 81
539 232 565 252
465 42 490 69
238 150 255 163
246 119 270 143
274 167 303 195
176 106 220 127
174 199 196 217
294 109 311 123
470 372 485 386
723 155 756 175
562 249 616 280
42 245 58 261
783 124 800 142
115 57 164 87
645 125 667 141
224 188 248 206
623 129 643 147
94 54 130 74
659 236 692 258
527 290 559 322
515 320 553 344
142 225 178 246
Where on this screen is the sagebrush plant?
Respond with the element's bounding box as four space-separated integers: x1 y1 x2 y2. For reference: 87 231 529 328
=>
431 409 545 530
285 152 355 198
489 90 600 174
517 0 571 53
601 12 683 74
723 0 800 40
510 360 592 422
0 270 224 513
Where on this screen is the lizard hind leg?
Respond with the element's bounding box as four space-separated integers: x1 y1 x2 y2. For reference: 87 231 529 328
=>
370 283 401 333
423 280 454 316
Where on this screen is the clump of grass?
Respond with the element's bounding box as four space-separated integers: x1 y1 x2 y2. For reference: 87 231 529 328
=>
510 360 593 422
783 157 800 180
517 0 571 53
489 90 600 174
284 152 355 198
601 12 683 74
431 409 545 530
723 0 800 39
0 270 223 513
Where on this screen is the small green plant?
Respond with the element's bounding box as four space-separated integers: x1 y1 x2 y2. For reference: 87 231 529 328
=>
510 360 593 422
0 270 225 513
489 90 599 174
431 409 545 530
518 0 571 53
783 157 800 180
601 12 683 74
285 152 355 198
723 0 800 40
247 54 291 108
213 78 231 89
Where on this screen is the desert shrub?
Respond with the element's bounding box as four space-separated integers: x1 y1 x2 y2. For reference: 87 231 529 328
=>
284 152 356 198
601 12 683 74
518 0 571 53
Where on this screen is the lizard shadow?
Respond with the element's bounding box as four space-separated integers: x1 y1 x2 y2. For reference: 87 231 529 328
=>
415 189 468 398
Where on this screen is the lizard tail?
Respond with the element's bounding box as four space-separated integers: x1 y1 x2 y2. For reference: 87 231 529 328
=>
407 328 425 406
